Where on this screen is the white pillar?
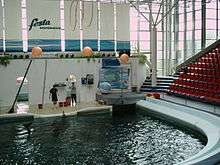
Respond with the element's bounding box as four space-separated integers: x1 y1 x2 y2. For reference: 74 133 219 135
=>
151 26 157 86
97 1 100 52
79 0 83 51
113 3 117 53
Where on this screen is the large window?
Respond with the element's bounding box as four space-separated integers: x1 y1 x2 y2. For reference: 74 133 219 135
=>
130 0 220 76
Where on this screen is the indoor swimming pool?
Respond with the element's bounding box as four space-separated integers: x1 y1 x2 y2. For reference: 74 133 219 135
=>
0 110 206 165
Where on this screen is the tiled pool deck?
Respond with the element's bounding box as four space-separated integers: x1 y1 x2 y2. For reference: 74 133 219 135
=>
160 93 220 116
0 102 106 116
0 93 220 116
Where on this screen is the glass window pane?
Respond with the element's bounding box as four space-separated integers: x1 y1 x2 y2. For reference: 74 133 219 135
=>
140 32 150 41
195 2 201 10
179 6 184 14
157 42 163 51
195 30 201 39
157 32 162 41
195 40 201 52
179 14 184 23
187 21 193 30
179 32 184 41
195 20 201 29
140 41 150 51
179 41 184 49
206 30 216 39
130 41 138 52
206 39 216 47
187 31 192 39
140 21 149 31
130 8 138 16
195 11 201 20
206 1 217 9
179 22 184 31
130 19 138 31
155 14 161 23
186 3 192 12
206 9 216 19
130 32 137 40
187 12 192 21
218 19 220 29
206 19 216 29
157 23 162 31
140 15 149 22
157 51 163 59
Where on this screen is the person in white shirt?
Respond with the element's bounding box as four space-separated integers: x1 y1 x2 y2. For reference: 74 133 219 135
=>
70 82 76 106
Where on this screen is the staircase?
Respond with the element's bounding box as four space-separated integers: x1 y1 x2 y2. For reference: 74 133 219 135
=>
140 76 176 92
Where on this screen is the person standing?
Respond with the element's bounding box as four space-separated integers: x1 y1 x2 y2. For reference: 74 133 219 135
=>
49 85 58 107
70 82 77 106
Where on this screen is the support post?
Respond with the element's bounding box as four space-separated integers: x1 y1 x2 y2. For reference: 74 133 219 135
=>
8 60 32 113
41 59 48 106
151 26 157 87
201 0 206 49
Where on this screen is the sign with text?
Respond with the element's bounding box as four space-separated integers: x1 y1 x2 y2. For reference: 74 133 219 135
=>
27 0 60 51
28 18 60 31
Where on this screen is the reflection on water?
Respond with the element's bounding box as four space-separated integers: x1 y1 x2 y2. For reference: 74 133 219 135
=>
0 112 206 165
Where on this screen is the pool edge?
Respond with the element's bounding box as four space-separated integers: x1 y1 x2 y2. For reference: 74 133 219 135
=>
137 98 220 165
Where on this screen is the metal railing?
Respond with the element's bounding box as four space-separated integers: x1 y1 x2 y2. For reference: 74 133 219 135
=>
176 39 220 72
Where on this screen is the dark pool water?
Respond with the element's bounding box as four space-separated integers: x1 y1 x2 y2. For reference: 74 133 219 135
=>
0 111 206 165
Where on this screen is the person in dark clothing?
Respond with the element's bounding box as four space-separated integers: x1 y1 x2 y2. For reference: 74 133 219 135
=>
49 85 58 106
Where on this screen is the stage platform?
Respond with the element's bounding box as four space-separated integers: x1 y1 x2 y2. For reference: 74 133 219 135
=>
96 92 145 106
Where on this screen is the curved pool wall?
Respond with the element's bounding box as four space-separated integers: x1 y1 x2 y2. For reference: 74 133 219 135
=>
137 98 220 165
0 113 34 124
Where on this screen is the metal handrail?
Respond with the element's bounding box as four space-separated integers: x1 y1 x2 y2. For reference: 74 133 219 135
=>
176 39 220 72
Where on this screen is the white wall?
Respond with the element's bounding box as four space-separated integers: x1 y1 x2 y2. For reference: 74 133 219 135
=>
4 0 21 40
0 58 146 108
100 3 114 40
83 2 98 40
116 4 130 41
64 0 80 40
130 58 147 89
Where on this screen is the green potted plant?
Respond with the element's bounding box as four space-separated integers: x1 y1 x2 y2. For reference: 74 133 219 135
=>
0 55 11 66
93 52 101 58
138 53 147 64
87 57 91 62
132 47 147 64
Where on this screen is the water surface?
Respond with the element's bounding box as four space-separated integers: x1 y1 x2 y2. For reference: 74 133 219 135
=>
0 111 205 165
